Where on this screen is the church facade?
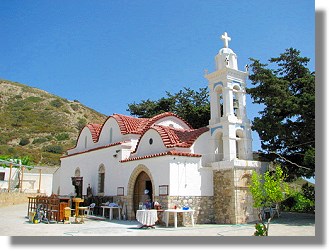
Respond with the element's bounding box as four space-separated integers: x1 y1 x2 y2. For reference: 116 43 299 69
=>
53 32 267 224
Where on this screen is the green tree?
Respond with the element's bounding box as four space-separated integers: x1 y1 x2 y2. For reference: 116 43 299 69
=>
247 48 315 179
249 165 290 236
127 87 210 129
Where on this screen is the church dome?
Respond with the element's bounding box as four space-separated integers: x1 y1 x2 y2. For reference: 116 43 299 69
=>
219 47 235 55
215 32 238 70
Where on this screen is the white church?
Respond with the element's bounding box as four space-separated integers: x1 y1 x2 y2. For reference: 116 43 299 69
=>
53 32 267 224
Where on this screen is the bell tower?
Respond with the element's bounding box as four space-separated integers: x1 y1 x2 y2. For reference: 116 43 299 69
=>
205 32 253 162
204 32 266 224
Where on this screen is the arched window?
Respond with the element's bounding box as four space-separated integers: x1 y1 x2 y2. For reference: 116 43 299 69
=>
84 136 87 148
233 85 242 118
98 164 105 194
75 167 81 177
214 85 224 118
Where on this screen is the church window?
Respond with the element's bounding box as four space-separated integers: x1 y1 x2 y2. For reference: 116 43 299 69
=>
84 136 87 148
0 172 5 181
75 167 80 177
98 164 105 194
149 138 153 145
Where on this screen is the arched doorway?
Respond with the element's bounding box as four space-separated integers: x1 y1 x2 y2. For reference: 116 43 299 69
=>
127 165 155 220
133 171 153 213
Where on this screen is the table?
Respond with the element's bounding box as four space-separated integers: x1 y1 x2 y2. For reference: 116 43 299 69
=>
101 206 121 220
77 206 88 223
164 209 195 228
72 198 84 223
136 210 158 228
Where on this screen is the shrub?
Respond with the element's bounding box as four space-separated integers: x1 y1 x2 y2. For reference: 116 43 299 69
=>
55 133 69 141
43 145 63 154
70 104 79 111
254 223 267 236
50 99 63 108
76 118 87 131
26 96 43 102
19 138 30 146
32 137 48 144
0 135 10 144
282 191 315 213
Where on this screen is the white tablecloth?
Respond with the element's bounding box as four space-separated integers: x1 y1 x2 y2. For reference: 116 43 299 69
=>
136 210 158 226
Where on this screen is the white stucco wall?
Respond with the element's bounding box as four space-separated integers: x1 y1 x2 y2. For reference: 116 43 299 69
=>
58 146 118 196
169 157 213 196
58 144 215 198
23 173 53 196
0 166 19 190
97 117 122 146
134 129 167 157
191 131 213 166
155 116 191 130
68 127 95 155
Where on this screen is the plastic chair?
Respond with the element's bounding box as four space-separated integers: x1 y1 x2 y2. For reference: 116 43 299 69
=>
85 203 96 215
270 203 280 218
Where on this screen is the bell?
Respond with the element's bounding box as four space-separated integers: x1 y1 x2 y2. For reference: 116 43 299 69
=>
233 99 239 109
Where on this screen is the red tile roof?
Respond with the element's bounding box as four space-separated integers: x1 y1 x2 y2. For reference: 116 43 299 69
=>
132 125 209 154
120 150 202 163
112 112 193 135
62 142 124 159
139 112 193 132
69 112 207 157
112 114 150 135
86 124 102 143
153 125 209 148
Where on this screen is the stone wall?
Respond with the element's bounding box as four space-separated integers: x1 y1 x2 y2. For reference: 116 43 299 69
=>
155 195 215 224
0 192 44 208
213 170 236 223
213 168 258 224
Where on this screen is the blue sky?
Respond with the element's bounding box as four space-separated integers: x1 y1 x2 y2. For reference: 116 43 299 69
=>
0 0 315 152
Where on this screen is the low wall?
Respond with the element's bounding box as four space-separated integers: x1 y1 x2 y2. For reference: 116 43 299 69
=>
0 192 45 208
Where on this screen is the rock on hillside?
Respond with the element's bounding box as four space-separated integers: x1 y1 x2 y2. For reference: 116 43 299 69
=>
0 79 107 165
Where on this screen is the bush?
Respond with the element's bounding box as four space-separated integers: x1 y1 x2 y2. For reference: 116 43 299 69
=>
19 138 30 146
70 104 79 111
50 99 63 108
76 118 87 131
32 137 48 144
291 192 314 212
55 133 69 141
254 223 267 236
282 191 315 213
0 135 10 144
43 145 63 154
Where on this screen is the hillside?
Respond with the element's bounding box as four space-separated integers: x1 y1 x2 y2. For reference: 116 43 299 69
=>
0 79 107 166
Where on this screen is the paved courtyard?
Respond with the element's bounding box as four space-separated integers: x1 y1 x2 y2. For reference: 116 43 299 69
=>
0 203 315 237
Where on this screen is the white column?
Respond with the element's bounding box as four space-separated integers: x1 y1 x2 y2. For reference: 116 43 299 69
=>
222 125 237 161
209 91 220 124
223 87 233 117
